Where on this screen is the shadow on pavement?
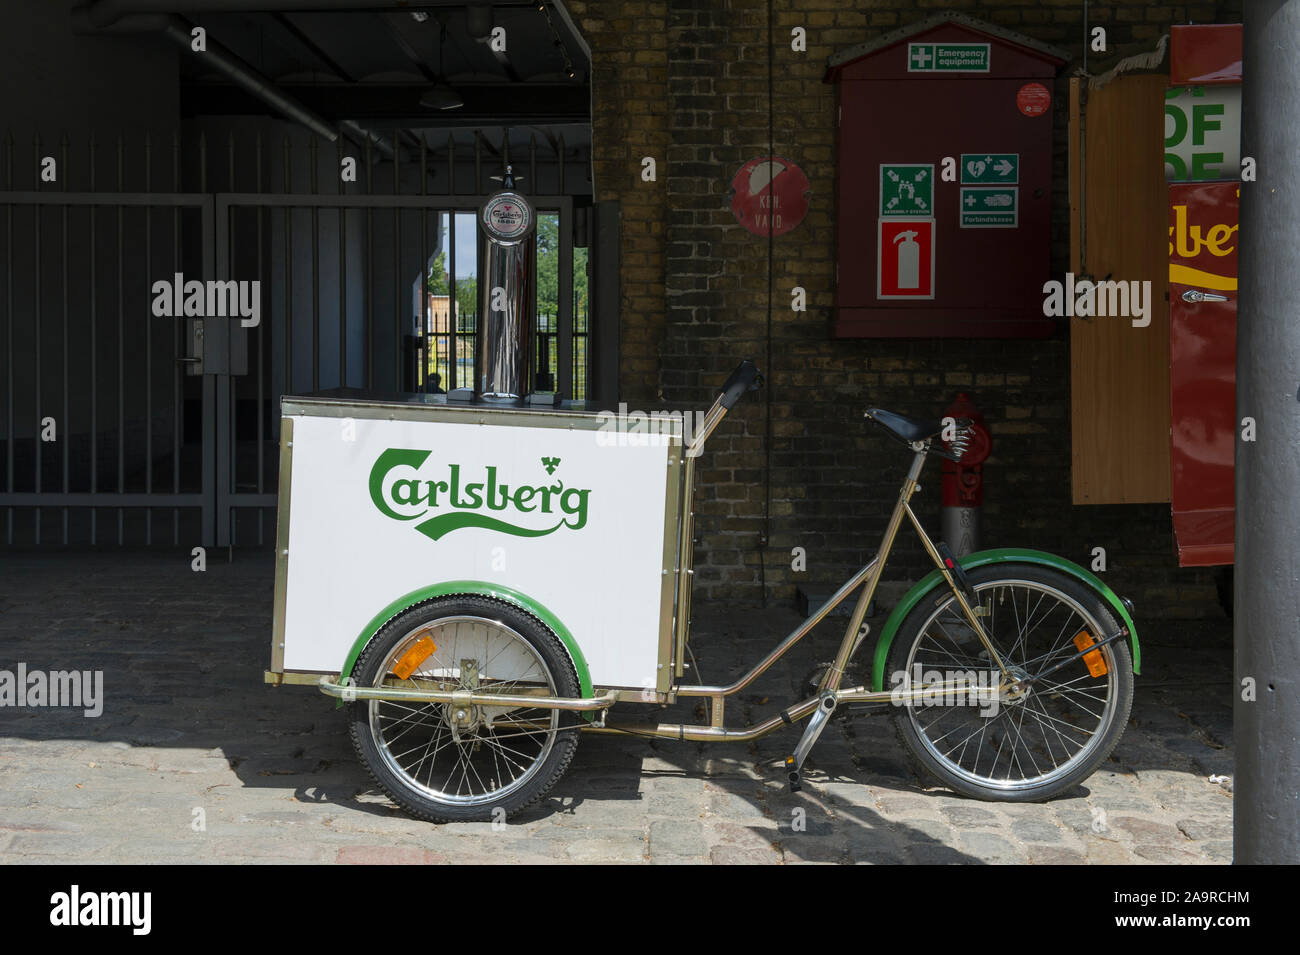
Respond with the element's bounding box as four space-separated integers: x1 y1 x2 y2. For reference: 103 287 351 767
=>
0 549 1232 863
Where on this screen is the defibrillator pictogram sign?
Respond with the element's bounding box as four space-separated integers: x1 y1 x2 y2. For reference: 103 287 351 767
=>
878 218 935 299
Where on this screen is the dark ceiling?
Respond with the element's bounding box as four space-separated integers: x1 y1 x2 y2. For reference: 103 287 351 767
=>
149 3 591 152
195 6 584 82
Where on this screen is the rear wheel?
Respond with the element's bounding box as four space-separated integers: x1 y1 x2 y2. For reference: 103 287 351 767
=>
885 563 1133 802
347 595 581 822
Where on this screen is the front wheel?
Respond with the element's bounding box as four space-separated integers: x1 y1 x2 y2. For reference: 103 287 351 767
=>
885 563 1133 802
347 595 581 822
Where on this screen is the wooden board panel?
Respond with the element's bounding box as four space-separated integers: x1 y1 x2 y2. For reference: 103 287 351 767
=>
1069 78 1082 274
1070 73 1172 505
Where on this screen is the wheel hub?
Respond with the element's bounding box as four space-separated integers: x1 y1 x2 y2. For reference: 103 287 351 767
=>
1000 664 1033 706
444 659 485 737
443 699 482 731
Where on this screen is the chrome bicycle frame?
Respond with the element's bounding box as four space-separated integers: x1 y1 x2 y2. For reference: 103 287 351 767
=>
591 394 1016 744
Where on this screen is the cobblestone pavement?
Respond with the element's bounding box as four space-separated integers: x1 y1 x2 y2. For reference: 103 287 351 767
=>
0 551 1234 864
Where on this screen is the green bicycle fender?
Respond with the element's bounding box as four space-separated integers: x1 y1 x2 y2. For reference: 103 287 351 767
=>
870 548 1141 691
334 580 594 709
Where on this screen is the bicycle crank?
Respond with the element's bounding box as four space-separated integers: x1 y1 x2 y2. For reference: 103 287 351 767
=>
783 691 837 792
801 662 879 718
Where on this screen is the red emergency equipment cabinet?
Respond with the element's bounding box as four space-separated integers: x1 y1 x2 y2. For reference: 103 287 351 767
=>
825 14 1066 338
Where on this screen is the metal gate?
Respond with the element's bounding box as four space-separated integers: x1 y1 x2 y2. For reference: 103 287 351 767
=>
2 136 585 549
0 190 214 546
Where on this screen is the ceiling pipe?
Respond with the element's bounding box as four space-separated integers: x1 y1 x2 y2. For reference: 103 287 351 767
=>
71 7 416 166
71 7 340 141
69 4 483 178
73 6 410 164
339 119 397 160
163 20 342 142
79 0 477 30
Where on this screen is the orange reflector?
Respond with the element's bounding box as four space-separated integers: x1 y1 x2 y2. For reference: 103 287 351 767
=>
1072 630 1108 677
393 635 436 680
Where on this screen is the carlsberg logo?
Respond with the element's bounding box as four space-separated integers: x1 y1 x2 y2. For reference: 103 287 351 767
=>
369 449 591 540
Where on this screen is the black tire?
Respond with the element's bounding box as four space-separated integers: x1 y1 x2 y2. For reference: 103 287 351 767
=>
347 595 581 823
885 563 1134 802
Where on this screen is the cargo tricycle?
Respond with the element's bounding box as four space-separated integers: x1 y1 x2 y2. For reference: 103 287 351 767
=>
266 360 1138 822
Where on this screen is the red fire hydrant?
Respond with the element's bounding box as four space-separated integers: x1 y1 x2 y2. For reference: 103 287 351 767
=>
940 393 992 556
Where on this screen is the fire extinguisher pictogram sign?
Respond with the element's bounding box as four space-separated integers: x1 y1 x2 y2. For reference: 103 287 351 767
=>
878 218 934 299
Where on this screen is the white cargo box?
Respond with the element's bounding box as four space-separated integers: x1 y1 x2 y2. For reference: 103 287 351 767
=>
270 393 686 692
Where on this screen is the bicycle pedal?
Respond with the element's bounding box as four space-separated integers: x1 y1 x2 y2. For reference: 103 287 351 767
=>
785 692 836 792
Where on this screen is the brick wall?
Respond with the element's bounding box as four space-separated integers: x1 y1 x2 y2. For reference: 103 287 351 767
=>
567 0 1242 619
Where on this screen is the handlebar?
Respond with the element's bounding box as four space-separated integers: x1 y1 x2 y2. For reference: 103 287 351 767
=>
718 359 763 410
685 359 765 457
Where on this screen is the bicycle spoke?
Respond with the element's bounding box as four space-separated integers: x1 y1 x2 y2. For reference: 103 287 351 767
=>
903 575 1119 793
367 613 563 807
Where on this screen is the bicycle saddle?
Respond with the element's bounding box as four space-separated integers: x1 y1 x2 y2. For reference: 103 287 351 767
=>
864 408 945 443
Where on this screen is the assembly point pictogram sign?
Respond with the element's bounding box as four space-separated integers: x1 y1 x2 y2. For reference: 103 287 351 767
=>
879 163 933 217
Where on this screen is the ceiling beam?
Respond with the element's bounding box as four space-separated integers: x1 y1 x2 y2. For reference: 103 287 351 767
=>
379 13 439 83
181 81 590 128
529 125 562 158
270 12 356 83
80 1 530 29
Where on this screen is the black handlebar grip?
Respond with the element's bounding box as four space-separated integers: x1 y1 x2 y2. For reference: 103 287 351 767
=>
718 359 763 410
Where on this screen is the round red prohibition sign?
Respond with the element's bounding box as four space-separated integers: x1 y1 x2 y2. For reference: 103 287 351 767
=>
730 156 810 237
1017 82 1051 117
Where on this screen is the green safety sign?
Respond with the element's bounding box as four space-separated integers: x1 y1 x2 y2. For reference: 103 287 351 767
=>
960 186 1018 228
907 43 990 73
960 153 1019 185
879 163 933 217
